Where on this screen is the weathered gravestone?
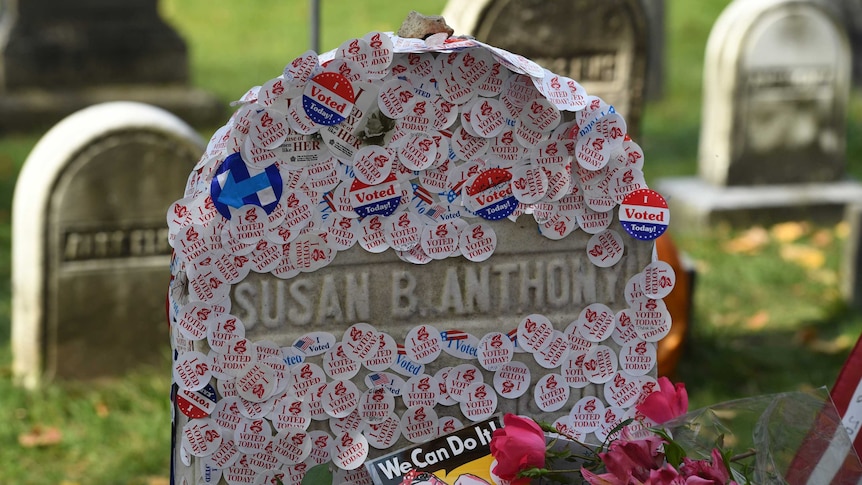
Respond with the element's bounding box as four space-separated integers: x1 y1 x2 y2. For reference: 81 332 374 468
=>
441 0 648 138
657 0 862 228
819 0 862 85
12 101 204 388
167 26 671 485
0 0 223 131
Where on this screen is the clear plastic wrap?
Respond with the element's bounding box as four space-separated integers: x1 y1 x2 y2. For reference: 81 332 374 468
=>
663 388 862 484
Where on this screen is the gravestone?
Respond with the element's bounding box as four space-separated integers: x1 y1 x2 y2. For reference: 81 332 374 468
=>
441 0 649 138
167 26 670 485
0 0 223 131
12 101 204 388
819 0 862 85
657 0 862 228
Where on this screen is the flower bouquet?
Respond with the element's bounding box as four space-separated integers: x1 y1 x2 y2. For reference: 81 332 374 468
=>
488 378 862 484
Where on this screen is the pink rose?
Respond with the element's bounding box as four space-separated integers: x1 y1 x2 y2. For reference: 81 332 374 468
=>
490 414 546 484
680 449 737 485
581 436 665 485
636 377 689 424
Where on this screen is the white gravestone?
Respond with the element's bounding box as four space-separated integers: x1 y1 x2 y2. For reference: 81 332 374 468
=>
658 0 862 228
167 31 670 484
12 101 204 388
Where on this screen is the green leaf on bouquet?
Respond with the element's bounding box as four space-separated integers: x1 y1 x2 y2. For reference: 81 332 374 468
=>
300 463 332 485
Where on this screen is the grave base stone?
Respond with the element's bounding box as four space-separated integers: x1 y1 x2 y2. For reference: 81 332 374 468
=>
0 0 225 131
12 101 204 388
656 178 862 229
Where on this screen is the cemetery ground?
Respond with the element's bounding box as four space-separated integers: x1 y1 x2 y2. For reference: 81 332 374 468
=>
0 0 860 482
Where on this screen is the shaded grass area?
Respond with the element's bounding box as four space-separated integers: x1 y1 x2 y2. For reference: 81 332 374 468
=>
0 0 860 482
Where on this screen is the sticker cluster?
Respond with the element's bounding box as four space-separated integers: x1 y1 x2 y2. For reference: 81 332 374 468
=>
166 30 671 485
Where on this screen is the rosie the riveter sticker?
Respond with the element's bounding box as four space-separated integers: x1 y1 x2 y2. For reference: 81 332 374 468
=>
618 189 669 241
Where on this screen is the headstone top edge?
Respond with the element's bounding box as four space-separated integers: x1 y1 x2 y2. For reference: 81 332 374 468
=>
14 101 204 216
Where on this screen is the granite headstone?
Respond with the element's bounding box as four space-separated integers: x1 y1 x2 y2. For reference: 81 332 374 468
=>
657 0 862 228
0 0 223 130
167 27 669 484
12 101 204 388
442 0 649 137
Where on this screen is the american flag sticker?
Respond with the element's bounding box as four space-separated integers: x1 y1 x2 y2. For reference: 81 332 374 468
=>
369 373 391 386
294 336 315 352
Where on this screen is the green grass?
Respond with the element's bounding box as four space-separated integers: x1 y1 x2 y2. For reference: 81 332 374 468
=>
1 0 861 482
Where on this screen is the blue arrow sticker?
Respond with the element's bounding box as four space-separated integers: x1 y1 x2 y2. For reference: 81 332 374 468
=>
210 153 283 220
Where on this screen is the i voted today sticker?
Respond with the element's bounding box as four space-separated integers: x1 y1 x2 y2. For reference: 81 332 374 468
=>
619 189 669 241
302 72 355 125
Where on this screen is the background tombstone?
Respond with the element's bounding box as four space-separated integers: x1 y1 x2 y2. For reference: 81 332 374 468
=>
0 0 224 131
12 101 204 388
819 0 862 85
657 0 862 228
442 0 649 137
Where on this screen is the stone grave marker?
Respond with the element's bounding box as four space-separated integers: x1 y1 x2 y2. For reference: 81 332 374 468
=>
0 0 223 131
657 0 862 228
12 101 204 388
167 25 670 484
442 0 649 137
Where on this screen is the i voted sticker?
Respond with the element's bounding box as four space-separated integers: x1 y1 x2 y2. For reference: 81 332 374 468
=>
365 413 402 449
403 374 440 408
534 330 571 369
177 384 218 419
465 168 517 220
604 372 642 409
493 361 531 399
303 72 355 125
400 406 438 444
446 363 483 403
182 418 222 457
641 260 676 299
273 430 312 466
569 396 605 433
587 229 625 268
358 387 395 424
583 345 619 384
561 351 590 389
619 189 669 241
477 332 514 371
534 373 569 412
517 314 554 353
460 382 498 422
459 223 497 262
578 303 616 342
405 325 443 364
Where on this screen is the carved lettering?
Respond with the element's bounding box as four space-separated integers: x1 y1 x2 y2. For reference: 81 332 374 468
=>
63 226 170 262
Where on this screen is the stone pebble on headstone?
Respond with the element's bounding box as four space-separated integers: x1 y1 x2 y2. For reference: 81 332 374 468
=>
166 28 670 484
12 101 204 388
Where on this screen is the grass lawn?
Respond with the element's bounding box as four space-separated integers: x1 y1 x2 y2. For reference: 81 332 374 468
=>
1 0 861 482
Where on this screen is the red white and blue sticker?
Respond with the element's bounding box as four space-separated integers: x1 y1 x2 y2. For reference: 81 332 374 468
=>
176 383 218 419
619 189 669 241
350 173 402 218
211 152 283 219
465 168 518 221
302 72 356 126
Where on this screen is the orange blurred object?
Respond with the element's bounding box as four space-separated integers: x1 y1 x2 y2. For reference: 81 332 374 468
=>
656 233 694 378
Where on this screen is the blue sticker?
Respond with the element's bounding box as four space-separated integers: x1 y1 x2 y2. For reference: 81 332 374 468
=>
210 152 283 220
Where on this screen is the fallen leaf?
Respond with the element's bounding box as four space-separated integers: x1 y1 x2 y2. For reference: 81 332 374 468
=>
811 229 833 248
780 244 825 269
836 221 850 240
18 426 63 448
807 335 854 354
771 221 808 243
745 310 770 330
723 227 769 254
94 401 110 418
